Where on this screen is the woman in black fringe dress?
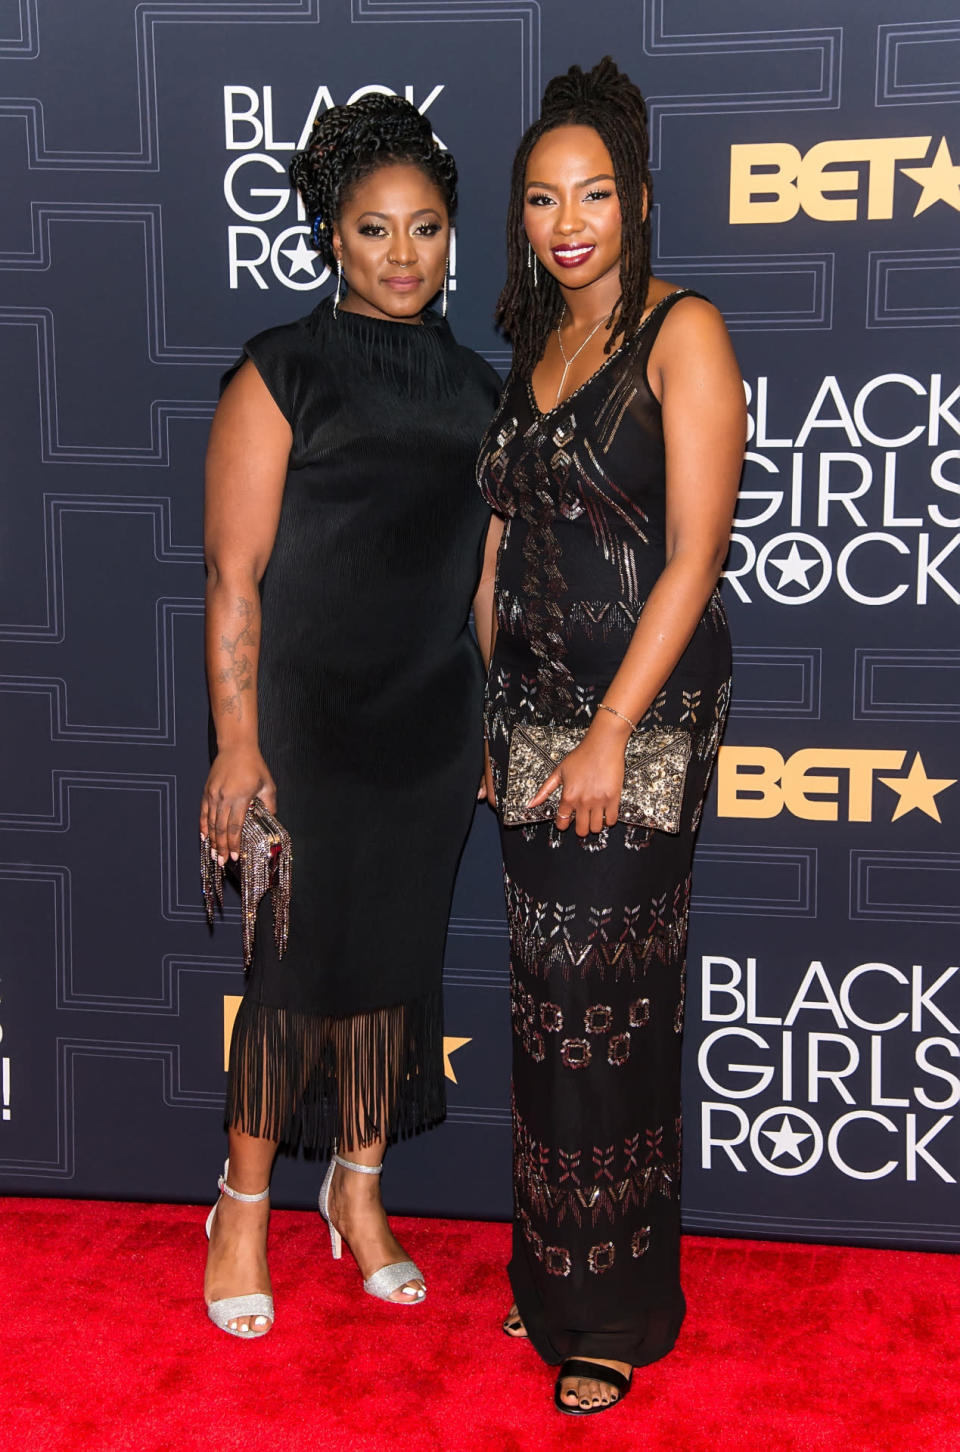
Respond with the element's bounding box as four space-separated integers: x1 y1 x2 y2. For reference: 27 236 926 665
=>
477 59 745 1414
199 96 500 1337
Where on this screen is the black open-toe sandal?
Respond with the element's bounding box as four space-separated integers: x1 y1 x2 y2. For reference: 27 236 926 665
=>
502 1305 527 1338
554 1358 632 1416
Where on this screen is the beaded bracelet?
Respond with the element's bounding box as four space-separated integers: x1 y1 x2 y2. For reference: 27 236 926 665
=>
597 702 638 732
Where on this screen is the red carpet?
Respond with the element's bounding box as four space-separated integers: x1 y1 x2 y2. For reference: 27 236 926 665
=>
5 1198 959 1451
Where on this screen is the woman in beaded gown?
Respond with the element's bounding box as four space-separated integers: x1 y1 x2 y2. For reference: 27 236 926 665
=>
199 97 501 1338
476 60 745 1414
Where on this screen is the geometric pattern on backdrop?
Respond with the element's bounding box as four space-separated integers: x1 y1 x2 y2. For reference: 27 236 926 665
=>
2 0 958 1245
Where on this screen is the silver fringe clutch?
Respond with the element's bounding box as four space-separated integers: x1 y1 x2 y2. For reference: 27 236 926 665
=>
503 722 692 834
201 796 292 967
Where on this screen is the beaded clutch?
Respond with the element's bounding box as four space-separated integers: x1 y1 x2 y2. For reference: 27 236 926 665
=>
502 723 692 834
201 797 292 967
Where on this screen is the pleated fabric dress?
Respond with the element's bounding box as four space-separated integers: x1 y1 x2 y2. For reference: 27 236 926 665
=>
477 290 732 1367
221 297 500 1153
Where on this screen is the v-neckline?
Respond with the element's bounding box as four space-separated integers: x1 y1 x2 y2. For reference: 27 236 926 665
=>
526 289 690 421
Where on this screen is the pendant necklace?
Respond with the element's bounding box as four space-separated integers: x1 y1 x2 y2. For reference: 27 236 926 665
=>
555 307 612 406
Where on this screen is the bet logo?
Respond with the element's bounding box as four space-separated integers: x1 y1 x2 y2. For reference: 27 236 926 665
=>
729 135 960 224
717 747 956 822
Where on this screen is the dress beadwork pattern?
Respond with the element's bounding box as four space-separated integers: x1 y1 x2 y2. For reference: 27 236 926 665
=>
477 290 732 1369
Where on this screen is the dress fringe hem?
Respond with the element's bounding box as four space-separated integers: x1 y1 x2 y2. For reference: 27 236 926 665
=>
225 990 447 1155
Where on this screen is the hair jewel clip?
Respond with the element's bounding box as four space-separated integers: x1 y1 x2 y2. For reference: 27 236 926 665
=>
311 215 326 248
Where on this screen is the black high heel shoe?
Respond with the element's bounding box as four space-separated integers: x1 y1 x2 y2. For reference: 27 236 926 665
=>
554 1358 632 1415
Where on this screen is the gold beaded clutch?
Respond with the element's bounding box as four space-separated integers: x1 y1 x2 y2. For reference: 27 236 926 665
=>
502 723 692 833
201 797 292 967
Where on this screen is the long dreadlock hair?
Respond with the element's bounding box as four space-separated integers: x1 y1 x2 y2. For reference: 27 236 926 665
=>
495 57 654 379
289 93 457 270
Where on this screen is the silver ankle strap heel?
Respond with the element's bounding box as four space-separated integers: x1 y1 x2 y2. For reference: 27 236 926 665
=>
333 1150 382 1176
204 1158 274 1337
319 1146 426 1304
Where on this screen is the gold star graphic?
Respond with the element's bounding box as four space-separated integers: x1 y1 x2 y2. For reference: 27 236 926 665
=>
879 753 956 822
443 1036 472 1083
902 138 960 216
223 994 242 1071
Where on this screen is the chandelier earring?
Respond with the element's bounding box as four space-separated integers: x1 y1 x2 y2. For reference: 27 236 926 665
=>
442 254 449 318
527 241 538 288
333 258 343 317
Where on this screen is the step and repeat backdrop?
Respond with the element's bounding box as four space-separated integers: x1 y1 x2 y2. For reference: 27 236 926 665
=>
2 1 958 1247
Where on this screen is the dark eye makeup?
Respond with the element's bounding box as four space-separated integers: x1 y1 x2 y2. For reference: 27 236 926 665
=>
524 188 616 206
356 220 444 237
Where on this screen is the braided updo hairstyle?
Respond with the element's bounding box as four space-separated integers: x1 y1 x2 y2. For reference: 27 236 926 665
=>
496 57 654 378
289 93 457 270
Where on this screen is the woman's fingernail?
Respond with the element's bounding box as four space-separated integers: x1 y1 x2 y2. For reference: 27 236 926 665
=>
217 855 225 867
230 851 239 861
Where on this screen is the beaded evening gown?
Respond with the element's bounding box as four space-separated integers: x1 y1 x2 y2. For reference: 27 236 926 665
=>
477 290 731 1367
220 297 500 1153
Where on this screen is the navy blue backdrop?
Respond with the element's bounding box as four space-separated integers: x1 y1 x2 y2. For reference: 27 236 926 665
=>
2 1 959 1249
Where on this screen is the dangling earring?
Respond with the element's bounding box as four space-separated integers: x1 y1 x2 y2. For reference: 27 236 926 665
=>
442 254 449 318
527 241 538 288
333 259 342 317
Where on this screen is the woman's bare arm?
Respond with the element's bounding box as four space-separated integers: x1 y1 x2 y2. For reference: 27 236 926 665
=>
200 360 292 863
473 513 505 802
529 298 746 835
473 514 504 668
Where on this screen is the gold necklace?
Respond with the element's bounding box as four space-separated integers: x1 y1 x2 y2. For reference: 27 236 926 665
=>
554 307 612 406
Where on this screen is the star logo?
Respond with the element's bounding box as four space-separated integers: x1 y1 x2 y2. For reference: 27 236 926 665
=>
269 225 330 291
224 994 242 1071
902 138 960 216
767 541 821 590
443 1036 472 1083
878 753 956 822
279 232 321 279
750 1106 823 1175
226 1000 474 1084
756 533 832 604
761 1114 813 1163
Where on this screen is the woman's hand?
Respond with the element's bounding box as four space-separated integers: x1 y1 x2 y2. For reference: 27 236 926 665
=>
200 747 277 865
479 741 497 807
527 714 630 836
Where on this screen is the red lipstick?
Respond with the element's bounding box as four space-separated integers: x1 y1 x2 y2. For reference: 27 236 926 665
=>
551 243 596 269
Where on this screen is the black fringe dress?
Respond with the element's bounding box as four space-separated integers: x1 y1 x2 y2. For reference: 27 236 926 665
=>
222 298 499 1153
477 291 732 1368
